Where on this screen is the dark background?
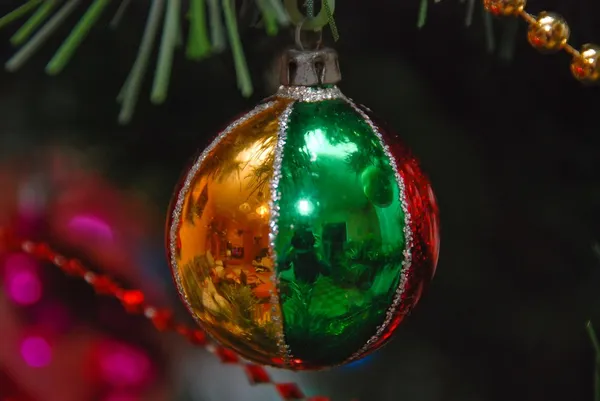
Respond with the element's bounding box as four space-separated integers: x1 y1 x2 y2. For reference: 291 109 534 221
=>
1 1 599 400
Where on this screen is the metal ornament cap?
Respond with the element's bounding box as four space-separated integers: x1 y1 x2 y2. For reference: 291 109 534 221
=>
280 47 342 87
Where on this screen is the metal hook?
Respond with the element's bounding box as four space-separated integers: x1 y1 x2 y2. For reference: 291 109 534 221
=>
284 0 335 31
295 18 323 50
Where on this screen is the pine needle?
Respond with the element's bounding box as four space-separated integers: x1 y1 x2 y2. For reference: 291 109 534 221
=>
186 0 212 60
266 0 289 26
0 0 42 30
151 0 181 104
6 0 81 72
207 0 226 52
10 0 60 46
118 0 165 124
465 0 475 26
222 0 253 97
481 4 496 54
257 0 278 36
417 0 428 29
46 0 111 75
110 0 132 29
587 321 600 401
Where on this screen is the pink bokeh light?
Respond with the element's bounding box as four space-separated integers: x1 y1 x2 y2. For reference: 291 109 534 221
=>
68 215 114 242
3 253 42 306
7 269 42 305
20 336 52 368
98 341 153 389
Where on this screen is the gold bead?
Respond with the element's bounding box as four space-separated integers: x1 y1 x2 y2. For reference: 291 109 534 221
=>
571 44 600 84
527 12 570 53
483 0 527 16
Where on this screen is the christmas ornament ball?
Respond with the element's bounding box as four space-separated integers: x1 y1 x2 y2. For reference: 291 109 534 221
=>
483 0 526 16
167 48 440 370
527 12 570 53
571 44 600 84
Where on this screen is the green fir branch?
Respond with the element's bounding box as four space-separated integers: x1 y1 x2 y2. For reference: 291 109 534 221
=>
110 0 132 29
0 0 42 30
118 0 165 124
222 0 253 97
46 0 111 75
2 0 518 124
10 0 58 46
417 0 428 29
257 0 279 36
151 0 180 104
5 0 81 72
186 0 212 60
207 0 226 52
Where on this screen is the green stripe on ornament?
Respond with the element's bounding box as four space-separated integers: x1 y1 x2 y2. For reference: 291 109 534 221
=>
273 99 408 367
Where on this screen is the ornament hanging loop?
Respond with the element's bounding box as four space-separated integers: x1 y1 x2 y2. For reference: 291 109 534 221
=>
280 46 341 86
295 18 323 51
284 0 335 31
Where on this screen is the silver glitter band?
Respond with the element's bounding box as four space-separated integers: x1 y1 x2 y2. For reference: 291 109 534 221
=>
168 100 277 328
341 96 414 364
275 85 344 102
268 101 296 367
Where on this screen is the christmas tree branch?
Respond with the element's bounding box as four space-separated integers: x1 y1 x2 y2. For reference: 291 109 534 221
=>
10 0 58 46
5 0 81 72
151 0 181 104
222 0 253 97
417 0 428 29
257 0 279 36
186 0 212 60
118 0 165 124
481 4 495 53
207 0 226 52
266 0 289 25
464 0 475 26
46 0 111 75
0 0 41 30
109 0 132 29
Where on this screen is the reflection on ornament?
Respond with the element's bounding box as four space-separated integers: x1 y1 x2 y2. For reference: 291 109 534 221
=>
167 47 439 370
360 165 394 208
256 205 269 217
295 199 314 216
239 202 252 214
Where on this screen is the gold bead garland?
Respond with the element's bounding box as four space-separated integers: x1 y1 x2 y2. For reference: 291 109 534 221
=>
483 0 599 85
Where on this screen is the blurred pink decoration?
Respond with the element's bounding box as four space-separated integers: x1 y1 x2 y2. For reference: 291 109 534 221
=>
0 146 164 298
92 339 154 390
20 336 52 368
68 215 115 243
3 253 42 306
6 269 42 306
